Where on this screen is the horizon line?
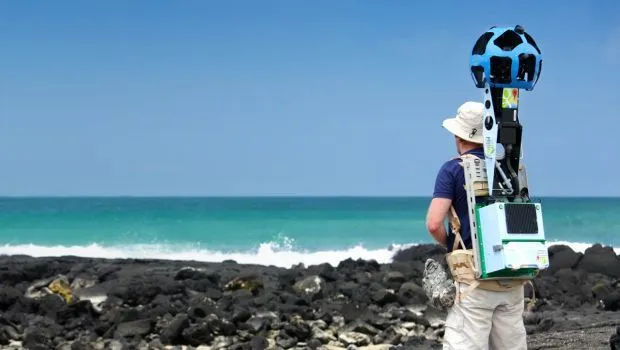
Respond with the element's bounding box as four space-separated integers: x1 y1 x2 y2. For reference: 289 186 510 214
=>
0 194 618 198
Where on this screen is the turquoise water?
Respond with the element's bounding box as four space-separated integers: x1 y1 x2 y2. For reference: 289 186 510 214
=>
0 197 618 267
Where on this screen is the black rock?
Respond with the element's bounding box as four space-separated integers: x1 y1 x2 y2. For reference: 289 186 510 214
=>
181 321 214 346
23 327 54 350
398 282 428 305
207 315 237 336
232 305 252 323
392 245 447 263
337 281 359 298
344 320 380 336
283 319 310 341
537 318 554 332
383 271 406 289
276 332 297 349
547 247 582 274
400 334 442 349
577 244 620 278
249 335 268 349
188 300 218 320
307 338 323 349
113 319 153 338
252 291 275 307
0 286 21 311
38 294 67 321
70 337 93 350
401 310 430 327
375 325 406 345
353 271 372 285
244 316 268 333
610 326 620 350
205 287 223 300
338 302 365 322
159 313 189 345
0 329 9 346
308 263 340 282
372 289 399 306
363 311 391 330
174 267 210 280
600 292 620 311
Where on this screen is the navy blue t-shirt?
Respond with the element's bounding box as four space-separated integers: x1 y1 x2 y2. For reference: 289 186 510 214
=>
432 147 484 252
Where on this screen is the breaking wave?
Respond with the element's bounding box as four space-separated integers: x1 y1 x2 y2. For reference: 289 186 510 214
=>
0 238 617 268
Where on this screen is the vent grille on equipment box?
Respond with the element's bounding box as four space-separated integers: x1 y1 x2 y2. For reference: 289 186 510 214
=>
504 204 538 234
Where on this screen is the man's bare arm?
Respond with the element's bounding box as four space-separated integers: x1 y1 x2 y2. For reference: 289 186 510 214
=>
426 197 452 247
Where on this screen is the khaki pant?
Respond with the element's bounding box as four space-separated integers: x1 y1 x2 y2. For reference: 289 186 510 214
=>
443 282 527 350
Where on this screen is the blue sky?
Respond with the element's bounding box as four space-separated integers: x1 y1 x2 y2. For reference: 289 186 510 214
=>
1 1 619 196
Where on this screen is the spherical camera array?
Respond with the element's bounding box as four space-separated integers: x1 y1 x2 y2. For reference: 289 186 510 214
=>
470 25 542 91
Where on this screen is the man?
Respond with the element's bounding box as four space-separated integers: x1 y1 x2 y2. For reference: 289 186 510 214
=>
426 101 527 350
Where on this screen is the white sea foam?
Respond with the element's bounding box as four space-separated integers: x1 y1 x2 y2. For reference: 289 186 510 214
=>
0 239 617 268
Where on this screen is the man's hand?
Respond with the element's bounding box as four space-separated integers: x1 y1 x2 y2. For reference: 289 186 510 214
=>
426 197 452 247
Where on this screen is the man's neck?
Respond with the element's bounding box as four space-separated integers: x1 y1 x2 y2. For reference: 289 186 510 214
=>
459 145 480 155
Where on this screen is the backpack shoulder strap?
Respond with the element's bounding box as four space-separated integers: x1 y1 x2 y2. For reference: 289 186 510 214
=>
445 154 473 252
448 205 466 251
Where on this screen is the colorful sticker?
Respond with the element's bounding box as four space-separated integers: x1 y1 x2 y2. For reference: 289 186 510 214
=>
484 136 495 158
536 250 548 267
502 88 519 108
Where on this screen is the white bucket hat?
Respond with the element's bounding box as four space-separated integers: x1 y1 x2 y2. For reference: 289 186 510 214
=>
442 101 484 144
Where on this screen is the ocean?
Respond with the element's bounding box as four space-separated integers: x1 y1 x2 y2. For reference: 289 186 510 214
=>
0 197 618 268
